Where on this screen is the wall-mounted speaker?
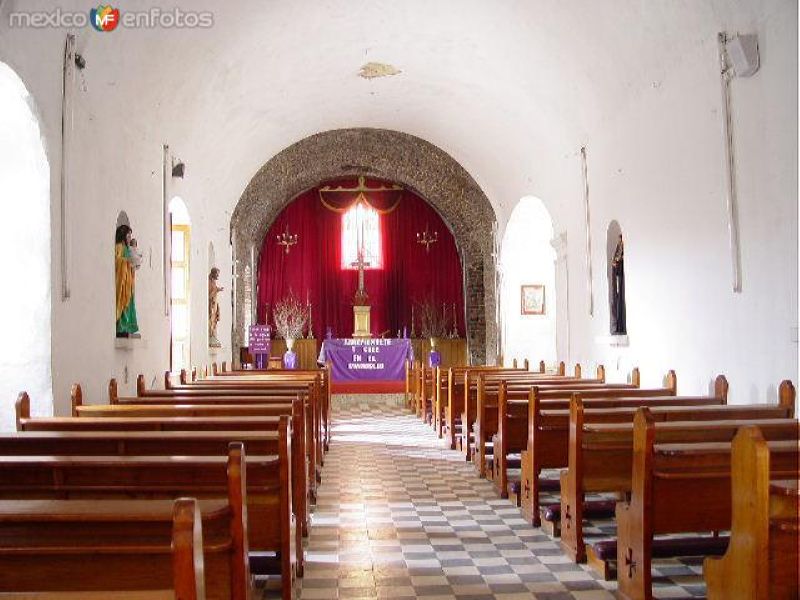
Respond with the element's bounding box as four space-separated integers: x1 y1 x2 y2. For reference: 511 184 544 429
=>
727 34 759 78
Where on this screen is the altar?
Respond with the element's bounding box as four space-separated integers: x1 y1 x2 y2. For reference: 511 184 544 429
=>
319 338 413 382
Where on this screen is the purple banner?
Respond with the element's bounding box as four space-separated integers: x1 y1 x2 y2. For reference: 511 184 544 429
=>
319 339 413 381
249 325 271 354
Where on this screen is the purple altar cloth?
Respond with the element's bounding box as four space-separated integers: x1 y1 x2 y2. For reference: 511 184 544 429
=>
283 351 298 369
319 339 413 382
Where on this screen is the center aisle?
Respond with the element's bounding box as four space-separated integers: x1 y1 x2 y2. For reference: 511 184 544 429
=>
293 403 615 600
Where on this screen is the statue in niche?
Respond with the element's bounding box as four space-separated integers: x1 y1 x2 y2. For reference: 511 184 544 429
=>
208 267 224 348
610 234 626 335
114 225 139 338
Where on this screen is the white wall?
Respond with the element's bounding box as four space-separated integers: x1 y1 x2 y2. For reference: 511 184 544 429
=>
0 0 794 425
553 3 798 397
0 61 52 429
500 197 557 368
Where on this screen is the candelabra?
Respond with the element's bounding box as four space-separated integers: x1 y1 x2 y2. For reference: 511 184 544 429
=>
449 302 459 338
276 225 298 254
416 225 438 252
306 302 314 339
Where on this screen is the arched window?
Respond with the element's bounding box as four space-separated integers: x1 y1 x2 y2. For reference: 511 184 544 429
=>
169 197 191 370
342 201 382 269
500 197 556 366
0 63 51 430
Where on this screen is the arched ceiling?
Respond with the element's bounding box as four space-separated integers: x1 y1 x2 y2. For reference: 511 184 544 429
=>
1 0 773 226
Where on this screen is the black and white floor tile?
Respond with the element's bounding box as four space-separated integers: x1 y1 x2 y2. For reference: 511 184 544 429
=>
260 401 707 599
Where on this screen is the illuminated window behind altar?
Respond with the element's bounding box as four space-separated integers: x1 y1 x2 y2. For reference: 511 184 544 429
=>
341 200 382 269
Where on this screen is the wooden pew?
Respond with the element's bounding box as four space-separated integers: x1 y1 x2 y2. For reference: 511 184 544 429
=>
439 364 539 450
0 444 260 600
68 387 313 528
145 371 327 467
0 498 210 599
520 379 795 527
472 368 642 478
560 388 798 569
474 372 629 464
139 371 330 481
615 407 800 600
14 403 296 599
496 376 725 506
202 366 332 450
459 365 601 460
704 426 799 599
8 397 310 544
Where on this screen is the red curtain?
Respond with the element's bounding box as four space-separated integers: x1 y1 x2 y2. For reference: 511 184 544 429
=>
257 180 465 338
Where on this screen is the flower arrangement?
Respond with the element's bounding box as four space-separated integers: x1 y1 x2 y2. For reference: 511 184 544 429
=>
415 298 448 339
273 290 308 340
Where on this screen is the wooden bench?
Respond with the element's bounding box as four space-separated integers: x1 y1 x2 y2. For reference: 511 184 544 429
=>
520 381 795 526
560 387 797 569
704 426 799 599
135 375 318 456
459 366 608 461
202 366 331 450
66 387 313 527
12 409 296 599
144 371 327 465
438 362 553 447
0 498 210 599
615 407 800 600
473 369 639 477
497 376 724 507
5 401 310 544
426 364 536 444
0 444 263 600
470 368 643 475
432 363 546 438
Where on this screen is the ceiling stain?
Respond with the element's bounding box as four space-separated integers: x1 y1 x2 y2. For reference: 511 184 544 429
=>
358 62 402 79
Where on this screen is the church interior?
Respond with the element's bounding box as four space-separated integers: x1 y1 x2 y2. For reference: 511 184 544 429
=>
0 1 797 598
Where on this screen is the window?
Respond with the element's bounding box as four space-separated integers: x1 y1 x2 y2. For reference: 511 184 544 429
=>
342 200 382 269
169 197 191 371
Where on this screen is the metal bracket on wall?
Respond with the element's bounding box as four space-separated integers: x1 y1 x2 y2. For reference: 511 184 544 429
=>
59 33 77 301
580 147 594 315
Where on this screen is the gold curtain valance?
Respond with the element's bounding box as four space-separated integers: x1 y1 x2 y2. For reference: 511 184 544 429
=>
319 176 403 214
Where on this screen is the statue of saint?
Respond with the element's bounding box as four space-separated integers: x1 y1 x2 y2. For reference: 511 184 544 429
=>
208 267 224 347
610 234 626 335
114 225 139 337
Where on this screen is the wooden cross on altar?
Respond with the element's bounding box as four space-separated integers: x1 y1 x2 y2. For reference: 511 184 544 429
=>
351 247 371 304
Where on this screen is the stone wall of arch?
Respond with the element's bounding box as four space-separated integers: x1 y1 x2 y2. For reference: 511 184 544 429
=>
230 128 497 365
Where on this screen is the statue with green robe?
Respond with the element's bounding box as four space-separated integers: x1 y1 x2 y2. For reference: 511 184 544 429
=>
115 224 139 337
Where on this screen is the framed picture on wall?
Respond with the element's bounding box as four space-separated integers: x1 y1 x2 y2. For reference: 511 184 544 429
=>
521 284 545 315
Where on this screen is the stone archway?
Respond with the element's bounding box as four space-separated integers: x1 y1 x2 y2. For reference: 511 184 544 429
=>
230 128 497 365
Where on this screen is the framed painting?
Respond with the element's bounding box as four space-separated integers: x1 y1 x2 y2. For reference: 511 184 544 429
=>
521 284 545 315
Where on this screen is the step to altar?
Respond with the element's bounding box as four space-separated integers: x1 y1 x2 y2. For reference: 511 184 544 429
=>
331 393 406 410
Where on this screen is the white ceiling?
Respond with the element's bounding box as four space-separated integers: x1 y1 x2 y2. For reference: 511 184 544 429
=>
1 0 781 223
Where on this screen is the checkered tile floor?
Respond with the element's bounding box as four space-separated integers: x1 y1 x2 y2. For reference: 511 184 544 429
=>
259 402 707 599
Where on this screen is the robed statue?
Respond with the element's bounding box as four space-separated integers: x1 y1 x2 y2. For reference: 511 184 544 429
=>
114 225 139 337
208 267 224 348
610 234 626 335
